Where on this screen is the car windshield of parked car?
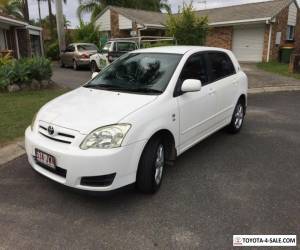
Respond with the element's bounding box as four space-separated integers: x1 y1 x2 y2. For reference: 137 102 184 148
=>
117 42 137 52
85 53 182 94
77 44 97 51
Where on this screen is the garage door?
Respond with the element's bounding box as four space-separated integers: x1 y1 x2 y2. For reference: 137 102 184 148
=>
232 24 265 62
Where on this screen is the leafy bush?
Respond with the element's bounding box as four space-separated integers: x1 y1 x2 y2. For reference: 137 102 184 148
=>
142 40 175 48
166 3 209 45
28 57 52 82
11 59 31 84
0 55 13 67
0 64 14 89
74 21 100 46
46 41 60 60
0 57 53 90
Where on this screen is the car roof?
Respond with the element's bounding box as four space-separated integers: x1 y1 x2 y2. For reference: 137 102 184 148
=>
72 43 96 46
132 46 229 55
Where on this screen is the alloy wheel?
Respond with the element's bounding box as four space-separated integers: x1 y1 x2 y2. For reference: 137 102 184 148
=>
154 144 164 185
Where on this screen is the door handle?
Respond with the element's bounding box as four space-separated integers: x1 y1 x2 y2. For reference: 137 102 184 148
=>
209 88 216 95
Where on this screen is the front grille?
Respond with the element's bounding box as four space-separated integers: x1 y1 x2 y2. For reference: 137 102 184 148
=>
80 173 116 187
38 124 76 144
34 157 67 178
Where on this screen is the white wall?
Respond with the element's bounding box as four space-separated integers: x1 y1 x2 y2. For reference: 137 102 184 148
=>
95 9 111 31
119 14 132 30
288 2 298 26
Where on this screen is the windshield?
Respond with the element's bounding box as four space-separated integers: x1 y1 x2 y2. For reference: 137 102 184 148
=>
85 53 182 95
77 44 98 51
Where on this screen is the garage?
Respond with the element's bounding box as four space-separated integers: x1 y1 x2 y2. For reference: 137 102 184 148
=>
232 24 265 62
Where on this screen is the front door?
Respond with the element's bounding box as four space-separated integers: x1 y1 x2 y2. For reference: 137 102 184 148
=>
176 53 217 153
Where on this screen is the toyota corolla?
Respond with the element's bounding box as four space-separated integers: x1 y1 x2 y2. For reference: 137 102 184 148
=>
25 46 248 194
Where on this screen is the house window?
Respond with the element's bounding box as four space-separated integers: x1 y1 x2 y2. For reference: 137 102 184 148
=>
286 25 295 41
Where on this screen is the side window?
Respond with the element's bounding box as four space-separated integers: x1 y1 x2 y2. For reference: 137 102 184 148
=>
179 53 209 86
69 45 75 52
208 52 235 82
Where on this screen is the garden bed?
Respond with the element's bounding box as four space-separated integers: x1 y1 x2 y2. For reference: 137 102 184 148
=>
0 56 53 92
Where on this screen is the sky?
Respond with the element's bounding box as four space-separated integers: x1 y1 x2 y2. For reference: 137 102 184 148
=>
27 0 279 28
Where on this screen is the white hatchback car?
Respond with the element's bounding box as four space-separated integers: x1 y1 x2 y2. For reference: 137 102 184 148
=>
25 46 248 194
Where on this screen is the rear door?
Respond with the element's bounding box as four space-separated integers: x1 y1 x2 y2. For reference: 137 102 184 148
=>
207 52 239 123
176 53 217 153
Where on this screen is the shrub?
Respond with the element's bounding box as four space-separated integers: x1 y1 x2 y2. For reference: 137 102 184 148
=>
166 3 209 45
0 54 13 67
142 40 175 48
0 57 53 90
28 57 52 82
11 59 31 84
0 64 14 89
46 41 60 60
74 21 100 46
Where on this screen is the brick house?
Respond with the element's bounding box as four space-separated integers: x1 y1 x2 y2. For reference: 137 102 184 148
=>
0 12 44 59
94 0 300 62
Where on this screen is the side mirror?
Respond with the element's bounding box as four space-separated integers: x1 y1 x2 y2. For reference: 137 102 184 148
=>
181 79 202 93
92 72 98 79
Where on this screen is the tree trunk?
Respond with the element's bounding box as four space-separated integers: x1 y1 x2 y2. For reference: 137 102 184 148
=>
38 0 42 24
48 0 55 38
22 0 29 21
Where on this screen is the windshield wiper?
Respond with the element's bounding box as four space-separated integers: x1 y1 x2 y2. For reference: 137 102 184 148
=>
128 88 163 94
85 84 127 91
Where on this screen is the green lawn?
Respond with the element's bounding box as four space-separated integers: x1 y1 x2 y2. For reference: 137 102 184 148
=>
257 61 300 80
0 90 66 146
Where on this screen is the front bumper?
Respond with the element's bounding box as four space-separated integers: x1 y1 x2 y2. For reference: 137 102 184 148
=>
25 127 146 191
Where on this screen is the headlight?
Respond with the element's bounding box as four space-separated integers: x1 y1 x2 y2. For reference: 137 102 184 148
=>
30 113 37 131
80 124 131 150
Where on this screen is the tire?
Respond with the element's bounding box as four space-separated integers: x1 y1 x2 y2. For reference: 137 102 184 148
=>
73 60 79 70
227 100 245 134
91 61 99 73
136 137 165 194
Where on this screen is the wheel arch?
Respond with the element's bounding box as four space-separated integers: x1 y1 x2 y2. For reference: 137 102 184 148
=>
143 129 177 165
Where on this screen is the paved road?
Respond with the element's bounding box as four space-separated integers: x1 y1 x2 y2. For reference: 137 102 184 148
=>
0 92 300 249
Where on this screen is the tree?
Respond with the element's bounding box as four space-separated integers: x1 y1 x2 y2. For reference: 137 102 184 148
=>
38 0 67 37
166 3 208 45
74 21 100 45
0 0 24 19
77 0 170 21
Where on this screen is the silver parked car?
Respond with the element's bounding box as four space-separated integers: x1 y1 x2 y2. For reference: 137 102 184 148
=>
60 43 98 70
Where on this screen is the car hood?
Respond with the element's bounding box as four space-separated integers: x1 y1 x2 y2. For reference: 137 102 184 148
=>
38 87 157 134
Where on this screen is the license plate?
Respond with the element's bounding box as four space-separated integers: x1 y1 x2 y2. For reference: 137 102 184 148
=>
35 149 56 169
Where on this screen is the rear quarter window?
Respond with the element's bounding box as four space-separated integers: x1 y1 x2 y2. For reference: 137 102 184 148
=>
208 52 236 82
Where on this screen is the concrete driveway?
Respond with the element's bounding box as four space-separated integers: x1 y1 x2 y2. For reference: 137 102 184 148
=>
0 92 299 249
51 62 91 89
51 61 300 90
241 63 300 88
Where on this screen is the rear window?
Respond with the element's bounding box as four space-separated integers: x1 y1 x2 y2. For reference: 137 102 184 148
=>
117 42 137 52
77 44 98 51
208 52 236 82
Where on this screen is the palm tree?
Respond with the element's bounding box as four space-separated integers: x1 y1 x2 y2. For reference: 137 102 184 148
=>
0 0 24 19
38 0 67 37
77 0 170 22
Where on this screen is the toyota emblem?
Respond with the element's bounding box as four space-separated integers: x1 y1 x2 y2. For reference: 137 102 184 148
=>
48 126 54 135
